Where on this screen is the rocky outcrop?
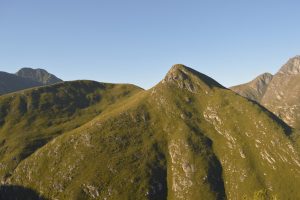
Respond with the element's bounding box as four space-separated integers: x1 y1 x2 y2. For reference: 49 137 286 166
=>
261 56 300 129
231 56 300 129
16 68 62 85
278 56 300 75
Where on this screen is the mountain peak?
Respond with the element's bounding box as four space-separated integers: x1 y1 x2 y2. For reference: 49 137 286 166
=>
164 64 190 82
16 67 62 85
278 55 300 75
169 63 188 71
230 72 273 102
251 72 273 87
162 64 224 93
257 72 273 80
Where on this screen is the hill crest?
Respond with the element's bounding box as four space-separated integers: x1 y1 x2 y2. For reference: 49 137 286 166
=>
278 56 300 75
16 67 63 85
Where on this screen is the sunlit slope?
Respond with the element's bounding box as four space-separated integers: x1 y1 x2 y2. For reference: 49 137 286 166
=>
231 56 300 129
230 73 273 102
0 80 142 181
261 56 300 129
7 65 300 200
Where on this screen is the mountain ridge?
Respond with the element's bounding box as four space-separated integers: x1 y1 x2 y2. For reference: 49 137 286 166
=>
0 71 43 95
230 72 273 102
0 67 63 95
231 55 300 129
0 80 143 183
2 64 299 199
278 56 300 75
16 67 63 85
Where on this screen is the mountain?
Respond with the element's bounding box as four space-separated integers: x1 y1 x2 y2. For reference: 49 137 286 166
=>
0 68 62 95
231 56 300 129
0 72 42 95
16 67 62 85
2 65 299 200
230 73 273 102
0 80 142 184
261 56 300 129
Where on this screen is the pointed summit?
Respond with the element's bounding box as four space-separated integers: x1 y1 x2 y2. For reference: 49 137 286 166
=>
162 64 224 93
278 56 300 75
255 72 273 83
230 72 273 102
231 55 300 128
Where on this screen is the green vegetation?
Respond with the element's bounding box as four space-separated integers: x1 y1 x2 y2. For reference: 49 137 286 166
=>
0 80 142 181
1 65 300 199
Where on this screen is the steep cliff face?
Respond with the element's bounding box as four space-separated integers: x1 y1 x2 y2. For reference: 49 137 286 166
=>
4 65 299 200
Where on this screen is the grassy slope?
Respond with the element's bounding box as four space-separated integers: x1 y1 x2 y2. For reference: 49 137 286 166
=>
4 66 300 200
0 80 142 181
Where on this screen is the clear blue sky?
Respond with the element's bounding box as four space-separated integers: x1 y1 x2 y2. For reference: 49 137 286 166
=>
1 0 300 89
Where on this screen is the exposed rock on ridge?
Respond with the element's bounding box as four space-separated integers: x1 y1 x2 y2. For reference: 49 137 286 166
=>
231 56 300 129
230 72 273 102
163 64 224 93
16 67 62 85
278 56 300 75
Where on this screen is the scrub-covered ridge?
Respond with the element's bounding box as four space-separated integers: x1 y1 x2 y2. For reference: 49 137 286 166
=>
0 80 142 183
1 65 299 199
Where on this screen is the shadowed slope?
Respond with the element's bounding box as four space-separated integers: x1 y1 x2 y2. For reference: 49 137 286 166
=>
0 185 46 200
0 72 42 95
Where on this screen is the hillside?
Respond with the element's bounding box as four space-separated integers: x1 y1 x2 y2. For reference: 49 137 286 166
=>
0 80 142 183
230 73 273 102
16 68 62 85
0 68 63 95
231 56 300 129
3 65 300 200
0 72 42 95
261 56 300 129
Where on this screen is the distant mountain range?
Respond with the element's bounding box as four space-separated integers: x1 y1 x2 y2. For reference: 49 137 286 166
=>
231 56 300 129
0 68 62 95
0 62 299 199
